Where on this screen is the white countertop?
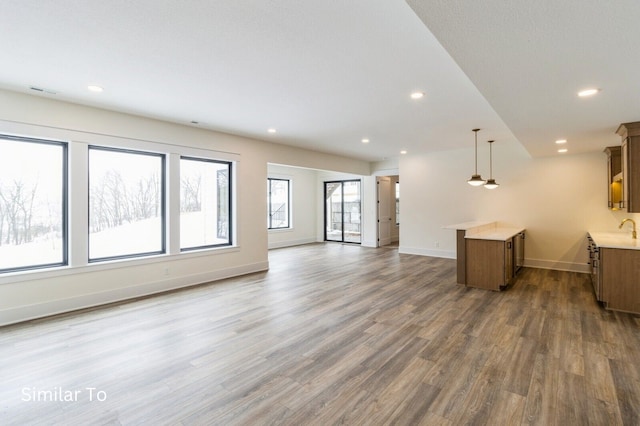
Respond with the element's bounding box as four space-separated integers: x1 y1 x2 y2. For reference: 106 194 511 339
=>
443 221 494 230
444 221 524 241
588 231 640 250
465 227 525 241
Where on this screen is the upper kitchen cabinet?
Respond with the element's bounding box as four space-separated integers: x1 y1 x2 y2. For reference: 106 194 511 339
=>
604 146 623 210
616 122 640 213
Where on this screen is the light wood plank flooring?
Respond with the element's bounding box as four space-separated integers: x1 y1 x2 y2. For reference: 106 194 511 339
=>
1 243 639 425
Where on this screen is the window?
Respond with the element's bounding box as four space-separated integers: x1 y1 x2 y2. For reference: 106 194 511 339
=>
2 132 235 274
395 182 400 225
180 157 232 250
89 147 165 261
0 135 67 273
267 178 290 229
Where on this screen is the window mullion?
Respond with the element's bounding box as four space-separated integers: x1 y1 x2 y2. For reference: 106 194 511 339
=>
68 142 88 267
167 153 181 255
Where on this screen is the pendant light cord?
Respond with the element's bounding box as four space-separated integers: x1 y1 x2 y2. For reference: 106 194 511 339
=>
489 140 493 178
473 129 480 174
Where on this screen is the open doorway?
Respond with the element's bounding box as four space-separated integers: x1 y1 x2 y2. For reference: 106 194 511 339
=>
377 175 399 247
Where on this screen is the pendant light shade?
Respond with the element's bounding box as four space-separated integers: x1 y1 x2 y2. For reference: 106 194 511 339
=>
484 179 499 189
484 140 500 189
467 129 486 186
468 175 486 186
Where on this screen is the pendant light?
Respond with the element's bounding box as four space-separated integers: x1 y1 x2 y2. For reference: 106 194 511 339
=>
484 140 499 189
467 128 486 186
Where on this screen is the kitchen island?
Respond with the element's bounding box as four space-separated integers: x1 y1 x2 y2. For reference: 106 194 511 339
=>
446 222 525 291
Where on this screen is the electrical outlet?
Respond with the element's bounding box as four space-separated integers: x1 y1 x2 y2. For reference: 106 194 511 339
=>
163 267 169 276
435 241 440 248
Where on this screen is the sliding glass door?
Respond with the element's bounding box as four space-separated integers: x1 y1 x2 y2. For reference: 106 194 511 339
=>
325 180 361 243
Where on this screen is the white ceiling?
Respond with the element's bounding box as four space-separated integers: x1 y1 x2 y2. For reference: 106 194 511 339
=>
407 0 640 158
0 0 637 161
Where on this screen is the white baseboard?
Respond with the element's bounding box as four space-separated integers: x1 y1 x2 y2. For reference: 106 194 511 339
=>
0 261 269 327
268 237 317 249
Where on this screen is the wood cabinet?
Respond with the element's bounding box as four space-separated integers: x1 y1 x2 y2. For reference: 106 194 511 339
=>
616 122 640 212
455 229 467 284
447 223 524 290
604 146 623 210
586 235 602 300
600 247 640 314
466 237 515 291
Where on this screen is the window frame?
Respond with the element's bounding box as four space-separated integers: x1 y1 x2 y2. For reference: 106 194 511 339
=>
267 177 291 230
180 156 233 252
0 134 68 273
87 145 166 263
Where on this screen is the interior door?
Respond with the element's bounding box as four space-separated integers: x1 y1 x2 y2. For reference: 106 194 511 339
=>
377 177 391 247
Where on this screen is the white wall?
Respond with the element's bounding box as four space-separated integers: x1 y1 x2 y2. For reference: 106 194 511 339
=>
398 141 640 272
362 176 378 247
0 90 369 325
267 164 318 249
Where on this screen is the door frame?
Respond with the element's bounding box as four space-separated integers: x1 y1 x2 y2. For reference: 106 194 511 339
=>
374 174 400 248
324 179 362 244
377 176 392 247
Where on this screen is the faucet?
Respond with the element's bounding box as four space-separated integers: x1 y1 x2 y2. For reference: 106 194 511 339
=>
619 218 637 239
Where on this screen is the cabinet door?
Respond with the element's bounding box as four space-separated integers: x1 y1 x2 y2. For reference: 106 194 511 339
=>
627 136 640 212
466 239 504 291
504 238 513 284
622 138 629 211
513 232 525 273
617 122 640 213
605 146 623 209
601 248 640 313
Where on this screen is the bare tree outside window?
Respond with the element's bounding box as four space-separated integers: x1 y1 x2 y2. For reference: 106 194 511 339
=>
180 157 231 250
88 147 165 261
0 136 66 272
267 178 290 229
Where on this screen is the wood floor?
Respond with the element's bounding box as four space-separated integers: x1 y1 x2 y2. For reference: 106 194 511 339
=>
1 243 639 425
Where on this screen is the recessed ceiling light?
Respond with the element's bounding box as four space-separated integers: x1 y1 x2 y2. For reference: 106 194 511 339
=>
267 128 277 133
361 138 370 144
87 85 103 93
555 139 567 144
400 150 407 155
558 148 568 153
410 92 424 100
578 88 599 97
